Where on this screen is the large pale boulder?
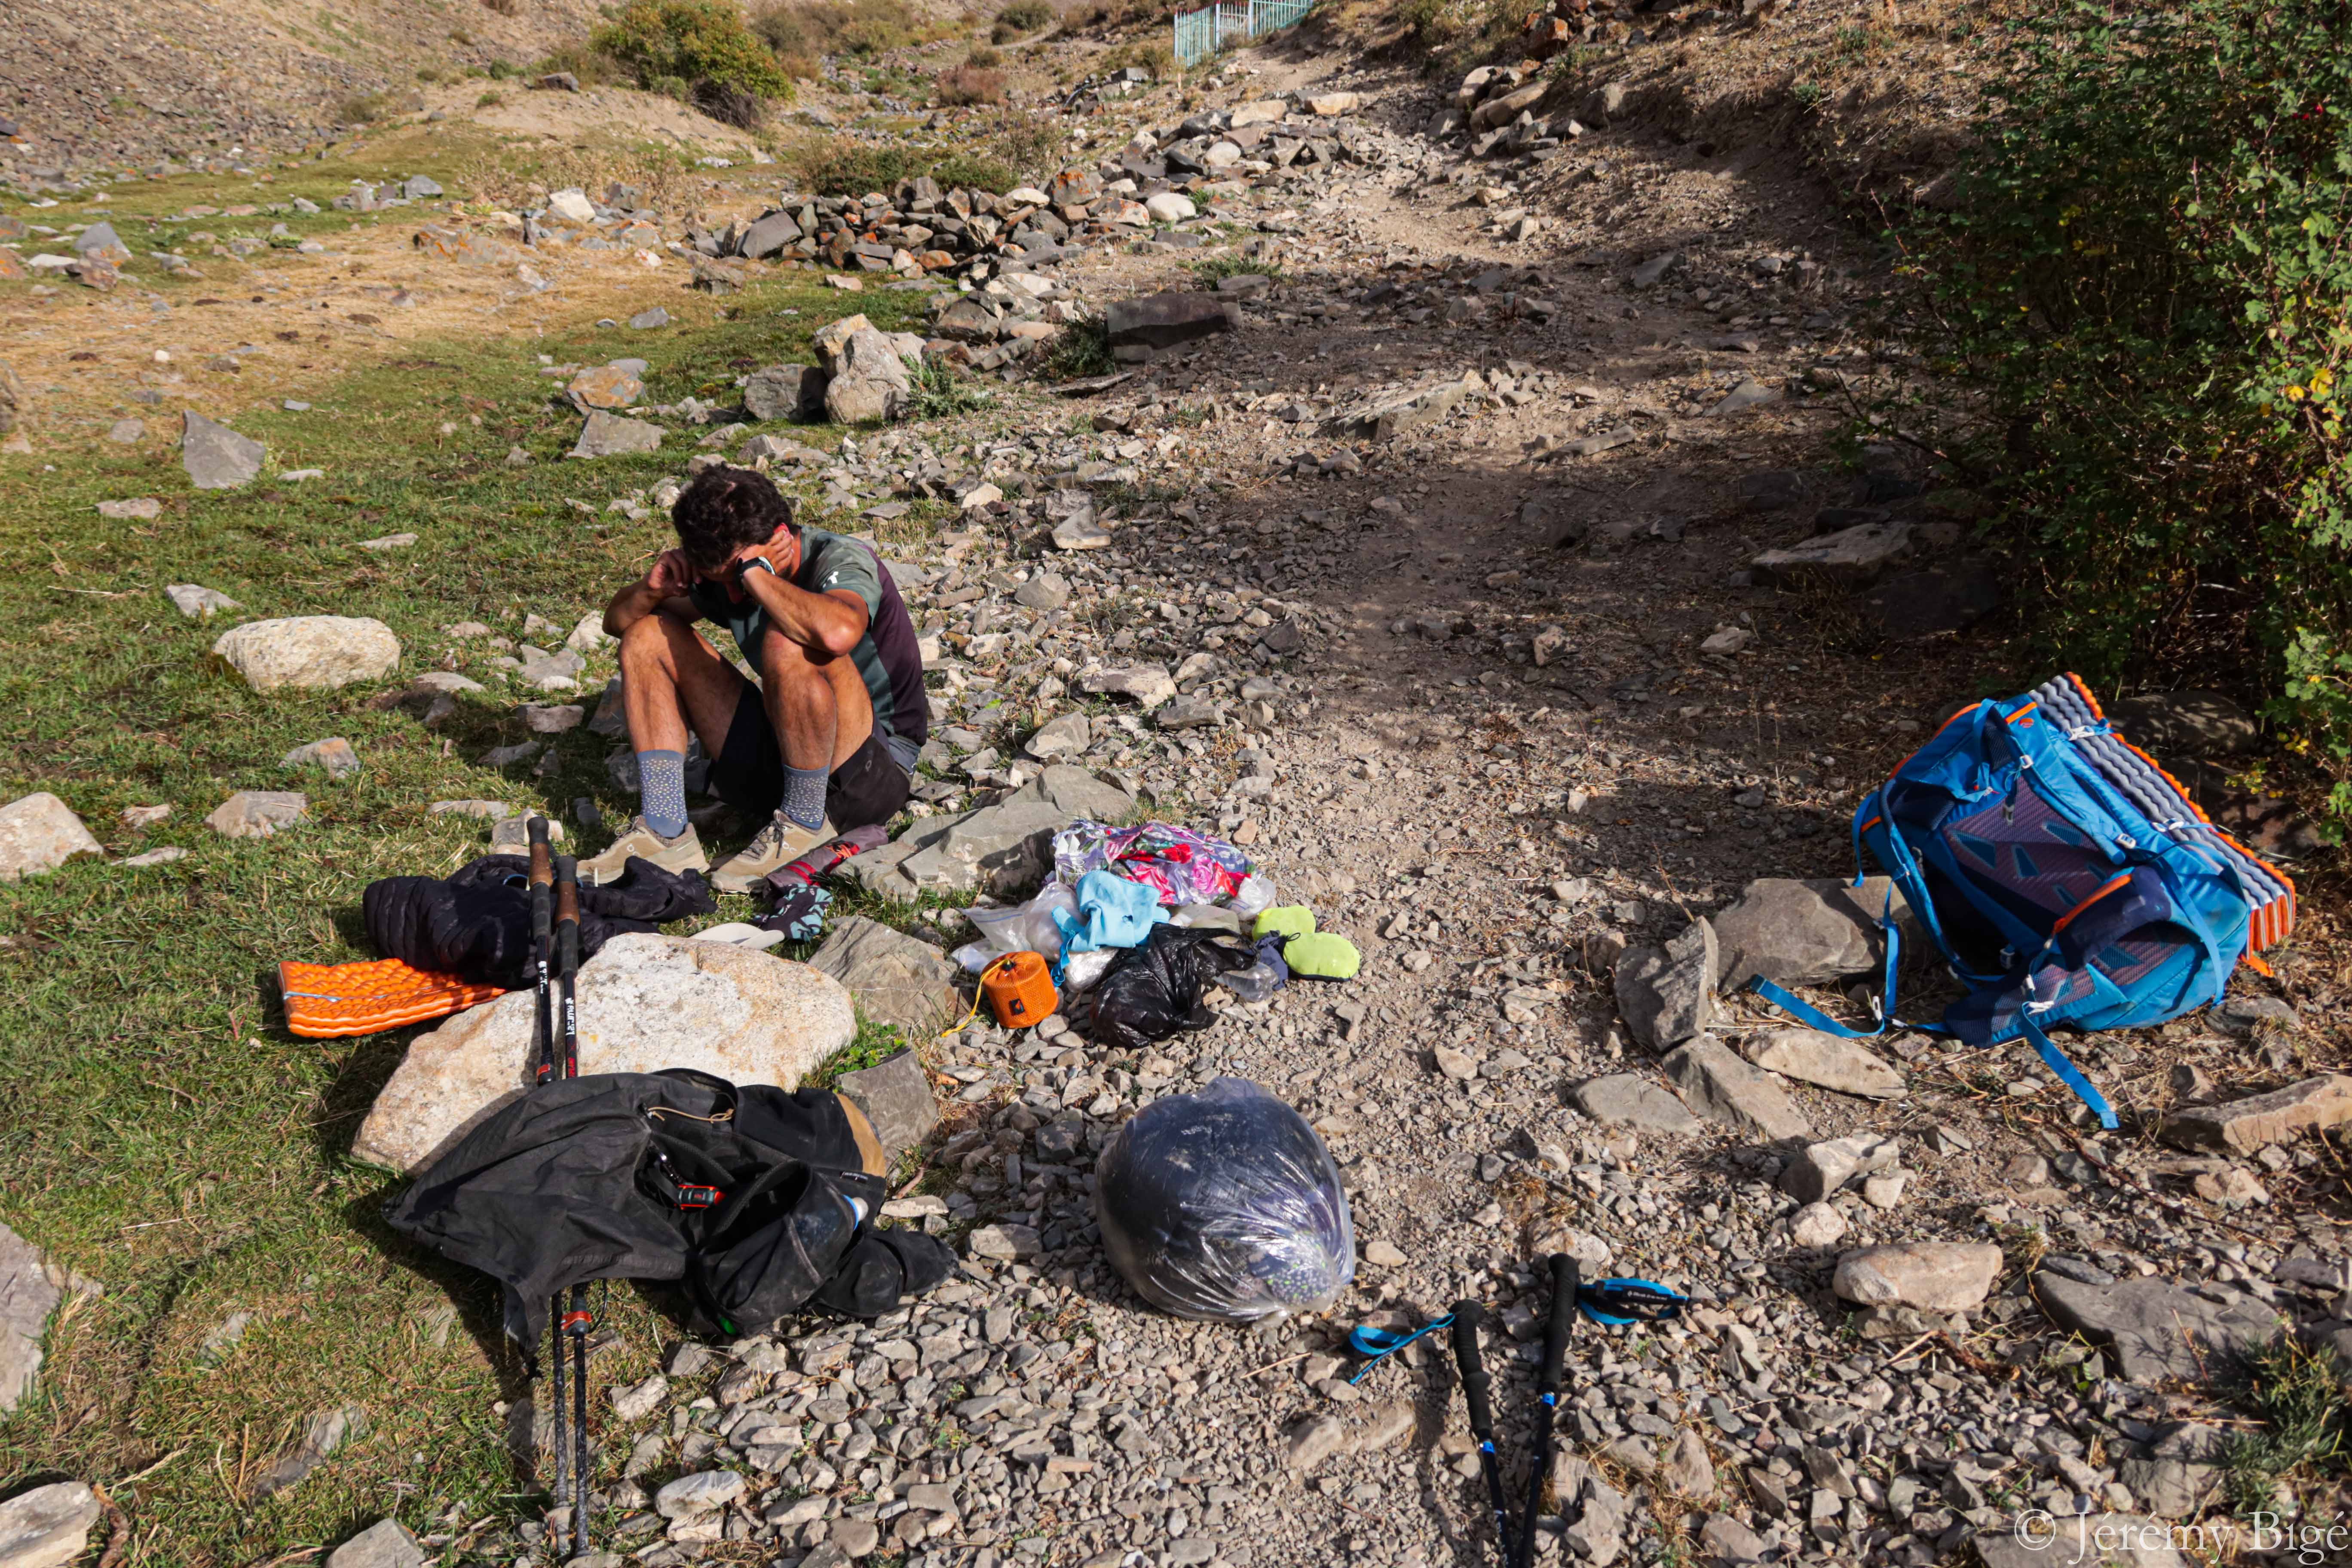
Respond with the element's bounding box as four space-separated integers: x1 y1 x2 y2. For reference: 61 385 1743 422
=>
0 793 103 882
352 934 856 1171
212 616 401 692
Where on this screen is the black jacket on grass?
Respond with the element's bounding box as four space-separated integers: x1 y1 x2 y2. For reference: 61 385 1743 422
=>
383 1069 953 1351
363 854 716 988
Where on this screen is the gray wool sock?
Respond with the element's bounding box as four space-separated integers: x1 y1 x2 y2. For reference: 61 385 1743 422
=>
637 750 689 839
782 764 828 832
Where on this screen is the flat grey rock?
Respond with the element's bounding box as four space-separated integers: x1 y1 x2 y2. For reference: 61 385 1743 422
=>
1711 876 1912 992
833 1047 940 1158
570 410 664 457
248 1405 366 1500
1105 291 1237 350
1746 1029 1904 1100
325 1518 427 1568
806 916 961 1035
165 583 241 619
2032 1271 2280 1383
1660 1034 1810 1141
0 1481 102 1568
181 411 266 489
1571 1073 1700 1134
205 790 307 839
1973 1514 2187 1568
1751 521 1912 584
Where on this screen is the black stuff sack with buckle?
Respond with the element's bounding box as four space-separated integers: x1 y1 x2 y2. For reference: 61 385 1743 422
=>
383 1069 953 1351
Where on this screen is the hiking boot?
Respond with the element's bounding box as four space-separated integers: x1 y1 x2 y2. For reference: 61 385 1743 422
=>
710 812 836 894
578 817 709 886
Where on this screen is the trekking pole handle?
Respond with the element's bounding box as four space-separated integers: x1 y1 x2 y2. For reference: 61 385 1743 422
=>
554 857 579 963
1449 1300 1494 1439
527 817 554 937
1539 1253 1579 1396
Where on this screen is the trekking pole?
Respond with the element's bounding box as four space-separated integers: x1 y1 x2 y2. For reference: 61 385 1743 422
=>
1449 1300 1513 1568
525 821 567 1549
554 854 591 1559
1514 1255 1578 1568
527 818 556 1087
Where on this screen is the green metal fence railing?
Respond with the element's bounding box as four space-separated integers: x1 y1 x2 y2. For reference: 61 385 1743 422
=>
1173 0 1316 69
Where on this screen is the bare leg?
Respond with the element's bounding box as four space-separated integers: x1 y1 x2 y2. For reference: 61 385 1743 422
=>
757 626 874 773
618 613 745 757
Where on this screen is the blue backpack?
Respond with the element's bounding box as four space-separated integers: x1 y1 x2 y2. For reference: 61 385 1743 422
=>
1750 674 2295 1128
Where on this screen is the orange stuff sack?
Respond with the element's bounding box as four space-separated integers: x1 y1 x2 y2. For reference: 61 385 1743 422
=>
279 958 507 1039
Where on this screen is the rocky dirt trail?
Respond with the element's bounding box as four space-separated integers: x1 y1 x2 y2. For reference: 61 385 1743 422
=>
518 40 2346 1568
6 17 2351 1568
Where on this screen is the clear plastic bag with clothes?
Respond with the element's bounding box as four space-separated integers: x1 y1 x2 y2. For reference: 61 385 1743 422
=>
1093 1077 1356 1323
955 884 1079 972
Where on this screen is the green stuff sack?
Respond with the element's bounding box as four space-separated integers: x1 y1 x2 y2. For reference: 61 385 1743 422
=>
1283 932 1360 981
1252 905 1317 941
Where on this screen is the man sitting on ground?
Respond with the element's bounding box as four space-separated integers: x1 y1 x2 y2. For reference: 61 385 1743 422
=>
579 465 928 892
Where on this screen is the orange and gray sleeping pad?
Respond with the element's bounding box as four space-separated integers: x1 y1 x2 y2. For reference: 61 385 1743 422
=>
278 957 507 1039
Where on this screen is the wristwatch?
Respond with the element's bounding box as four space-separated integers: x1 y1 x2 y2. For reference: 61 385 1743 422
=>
738 555 777 581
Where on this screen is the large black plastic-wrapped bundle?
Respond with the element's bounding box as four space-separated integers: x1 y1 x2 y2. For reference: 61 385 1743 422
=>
1093 1077 1356 1323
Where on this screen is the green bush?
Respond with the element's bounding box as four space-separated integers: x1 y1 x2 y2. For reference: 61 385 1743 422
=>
992 0 1055 42
965 43 1005 69
1910 0 2352 809
802 144 918 195
756 0 925 61
930 152 1016 193
592 0 793 104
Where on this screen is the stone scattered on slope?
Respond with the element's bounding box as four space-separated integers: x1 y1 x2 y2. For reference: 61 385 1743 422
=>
0 1219 96 1415
571 410 665 458
832 1047 941 1158
567 364 645 413
2031 1270 2281 1383
2161 1074 2352 1154
1973 1514 2187 1568
1750 521 1912 585
1831 1243 2003 1314
1746 1029 1904 1100
1571 1073 1700 1134
805 916 962 1035
166 583 241 619
248 1406 366 1500
181 411 266 489
205 790 308 838
1782 1134 1902 1204
1711 876 1911 992
0 793 103 882
1660 1035 1811 1141
1613 917 1718 1050
353 934 855 1171
325 1518 427 1568
0 1481 102 1568
282 737 361 779
212 616 400 692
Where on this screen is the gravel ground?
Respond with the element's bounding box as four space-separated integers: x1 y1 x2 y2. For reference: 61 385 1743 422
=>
488 47 2352 1568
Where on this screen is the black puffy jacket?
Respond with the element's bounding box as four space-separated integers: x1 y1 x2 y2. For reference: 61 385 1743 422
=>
363 854 715 987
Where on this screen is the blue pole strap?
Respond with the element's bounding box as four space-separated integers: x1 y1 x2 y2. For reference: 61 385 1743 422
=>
2017 1013 2120 1130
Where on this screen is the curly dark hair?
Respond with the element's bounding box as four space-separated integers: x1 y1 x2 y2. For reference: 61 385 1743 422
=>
671 465 797 570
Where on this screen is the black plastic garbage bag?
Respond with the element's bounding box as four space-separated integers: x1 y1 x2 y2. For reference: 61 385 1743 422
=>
364 854 716 988
1093 1077 1356 1323
1087 924 1256 1051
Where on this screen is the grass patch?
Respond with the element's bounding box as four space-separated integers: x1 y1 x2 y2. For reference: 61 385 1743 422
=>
1189 253 1280 285
0 232 947 1563
803 1017 914 1090
1041 316 1112 381
754 0 938 61
905 356 997 420
2223 1336 2351 1512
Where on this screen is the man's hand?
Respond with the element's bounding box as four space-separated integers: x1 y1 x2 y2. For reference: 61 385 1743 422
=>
647 548 695 598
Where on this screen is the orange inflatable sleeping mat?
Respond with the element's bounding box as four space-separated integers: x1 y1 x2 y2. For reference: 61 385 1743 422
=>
279 957 508 1039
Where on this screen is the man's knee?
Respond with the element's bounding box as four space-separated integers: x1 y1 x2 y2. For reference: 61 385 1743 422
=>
758 627 829 682
619 613 674 665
